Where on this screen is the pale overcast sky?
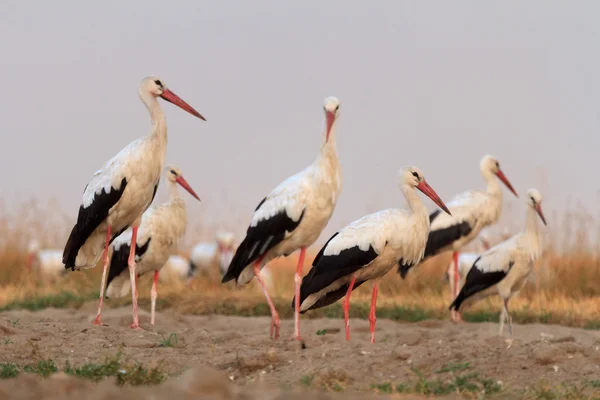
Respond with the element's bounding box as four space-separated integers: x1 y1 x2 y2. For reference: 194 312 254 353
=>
1 1 598 245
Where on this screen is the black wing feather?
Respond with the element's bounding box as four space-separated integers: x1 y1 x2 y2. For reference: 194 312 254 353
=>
63 177 128 270
449 258 514 311
221 207 305 283
105 237 152 292
292 240 379 312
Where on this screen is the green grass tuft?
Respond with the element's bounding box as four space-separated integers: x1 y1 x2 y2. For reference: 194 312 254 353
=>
158 333 178 348
0 363 20 379
0 291 97 312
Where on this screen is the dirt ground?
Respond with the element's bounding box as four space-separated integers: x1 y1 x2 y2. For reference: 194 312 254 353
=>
0 303 599 399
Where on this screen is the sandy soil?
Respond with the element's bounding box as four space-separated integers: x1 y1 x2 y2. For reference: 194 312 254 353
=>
0 303 599 399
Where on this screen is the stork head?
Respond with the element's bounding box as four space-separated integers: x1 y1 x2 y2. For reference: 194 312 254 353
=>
323 96 340 142
215 231 236 273
139 76 206 121
165 164 201 201
399 166 451 216
480 155 518 198
527 188 546 225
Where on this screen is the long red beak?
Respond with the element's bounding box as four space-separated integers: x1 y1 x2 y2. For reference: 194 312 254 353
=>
496 169 518 198
417 181 451 216
325 111 335 142
175 176 201 201
535 204 547 226
160 88 206 121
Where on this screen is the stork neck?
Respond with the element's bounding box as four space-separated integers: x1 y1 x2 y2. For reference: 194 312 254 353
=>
321 119 338 152
483 168 501 196
402 184 427 218
168 180 182 203
525 205 540 235
141 92 168 145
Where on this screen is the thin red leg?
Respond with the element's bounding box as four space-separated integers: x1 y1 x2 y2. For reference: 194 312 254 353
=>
128 226 141 329
369 282 379 344
293 247 306 341
253 261 280 339
93 225 111 326
151 270 158 326
343 275 357 341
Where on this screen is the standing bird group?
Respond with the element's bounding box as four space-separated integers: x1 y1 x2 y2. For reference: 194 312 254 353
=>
62 76 545 340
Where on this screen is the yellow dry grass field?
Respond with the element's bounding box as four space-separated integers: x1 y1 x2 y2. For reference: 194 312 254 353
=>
1 202 599 328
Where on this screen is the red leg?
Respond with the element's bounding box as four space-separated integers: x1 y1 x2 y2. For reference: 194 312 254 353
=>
253 261 280 339
452 252 463 322
369 282 379 344
128 226 141 329
93 225 111 326
293 247 306 341
151 270 158 326
343 275 357 341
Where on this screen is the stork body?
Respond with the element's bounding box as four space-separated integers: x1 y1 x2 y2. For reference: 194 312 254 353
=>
222 97 343 341
189 232 236 277
398 155 518 322
158 255 192 283
62 76 204 329
449 189 546 336
295 167 450 343
103 165 200 326
26 241 66 280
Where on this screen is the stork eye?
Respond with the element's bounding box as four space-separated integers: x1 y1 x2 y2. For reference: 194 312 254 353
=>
154 80 163 87
170 170 177 175
411 171 419 179
495 161 500 168
335 105 340 111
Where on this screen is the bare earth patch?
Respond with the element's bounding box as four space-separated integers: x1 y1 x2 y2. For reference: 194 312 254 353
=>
0 304 599 398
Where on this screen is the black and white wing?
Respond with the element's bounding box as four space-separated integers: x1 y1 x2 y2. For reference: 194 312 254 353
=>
221 172 308 283
449 240 516 311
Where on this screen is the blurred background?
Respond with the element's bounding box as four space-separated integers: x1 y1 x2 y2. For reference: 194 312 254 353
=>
0 1 599 325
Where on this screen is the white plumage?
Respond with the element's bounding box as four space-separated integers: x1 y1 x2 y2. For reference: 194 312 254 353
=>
26 241 66 280
100 165 200 326
189 231 237 277
296 166 451 343
222 97 343 341
158 255 192 283
450 189 546 336
63 76 204 329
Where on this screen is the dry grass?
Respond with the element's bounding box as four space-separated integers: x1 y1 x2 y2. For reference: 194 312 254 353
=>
1 201 600 328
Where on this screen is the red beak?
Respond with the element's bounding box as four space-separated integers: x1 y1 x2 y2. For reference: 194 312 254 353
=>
326 111 335 142
417 181 452 216
496 169 518 198
535 204 547 226
160 88 206 121
175 176 201 201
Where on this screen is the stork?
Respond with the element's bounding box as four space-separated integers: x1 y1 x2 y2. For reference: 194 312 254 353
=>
449 189 546 336
222 97 343 341
26 240 67 280
103 165 200 326
158 255 193 284
294 166 451 343
189 231 237 277
398 155 518 322
62 77 204 329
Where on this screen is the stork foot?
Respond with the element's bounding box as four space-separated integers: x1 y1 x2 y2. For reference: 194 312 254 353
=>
92 316 104 326
129 323 143 330
270 313 280 340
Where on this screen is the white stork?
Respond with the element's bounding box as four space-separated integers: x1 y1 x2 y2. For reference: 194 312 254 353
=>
221 97 343 341
449 189 546 336
189 231 237 277
26 240 67 280
447 229 512 321
398 155 518 321
62 76 204 329
103 165 200 326
158 255 193 283
294 166 451 343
